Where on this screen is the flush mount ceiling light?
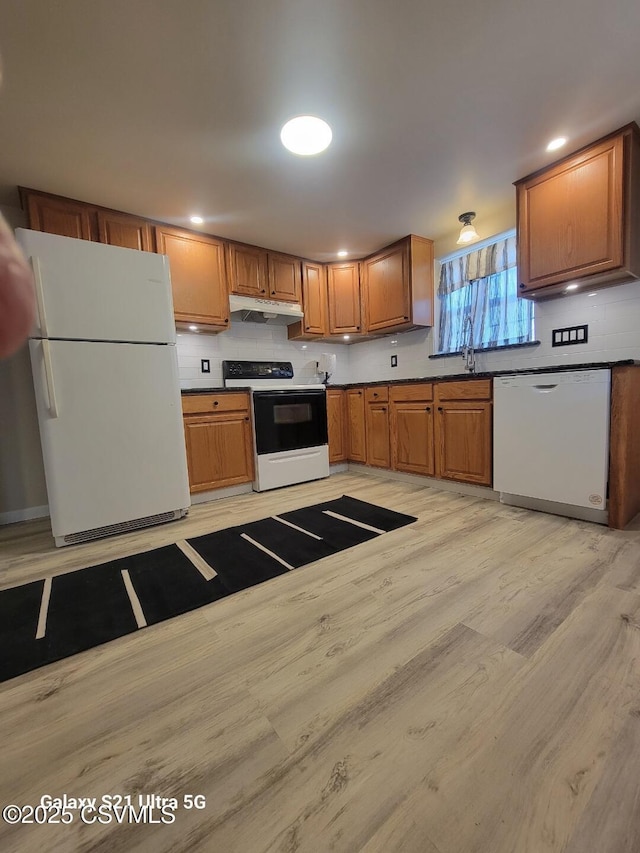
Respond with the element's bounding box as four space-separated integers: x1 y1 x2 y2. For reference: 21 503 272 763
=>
337 249 348 257
190 215 204 225
456 212 480 245
547 136 568 152
280 116 332 156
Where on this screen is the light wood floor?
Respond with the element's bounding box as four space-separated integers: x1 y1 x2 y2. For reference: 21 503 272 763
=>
1 472 640 853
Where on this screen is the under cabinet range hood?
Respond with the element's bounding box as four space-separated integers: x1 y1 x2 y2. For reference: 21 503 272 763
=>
228 294 303 325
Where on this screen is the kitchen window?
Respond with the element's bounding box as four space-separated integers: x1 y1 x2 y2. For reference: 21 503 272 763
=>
436 230 535 355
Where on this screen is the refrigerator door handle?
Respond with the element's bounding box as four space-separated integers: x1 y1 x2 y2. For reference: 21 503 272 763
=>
41 340 60 418
31 256 49 337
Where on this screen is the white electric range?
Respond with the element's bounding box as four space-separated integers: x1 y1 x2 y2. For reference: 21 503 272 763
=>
223 360 329 491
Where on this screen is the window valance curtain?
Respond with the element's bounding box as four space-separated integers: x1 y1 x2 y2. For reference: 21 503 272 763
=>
438 234 517 296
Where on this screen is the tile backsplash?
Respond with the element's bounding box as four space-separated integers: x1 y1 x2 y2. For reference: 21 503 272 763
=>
177 323 350 387
178 279 640 389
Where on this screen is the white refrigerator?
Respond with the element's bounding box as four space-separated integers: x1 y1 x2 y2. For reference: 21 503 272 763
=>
16 229 190 547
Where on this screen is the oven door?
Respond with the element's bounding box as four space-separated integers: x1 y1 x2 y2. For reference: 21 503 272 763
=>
252 390 328 455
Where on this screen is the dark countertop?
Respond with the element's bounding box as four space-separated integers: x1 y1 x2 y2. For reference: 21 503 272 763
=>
328 360 639 389
180 361 638 394
181 386 251 395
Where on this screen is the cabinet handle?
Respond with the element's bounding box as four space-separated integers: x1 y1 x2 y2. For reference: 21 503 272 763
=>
261 288 266 293
213 401 219 407
356 326 360 330
519 283 526 289
373 392 378 397
425 406 431 412
224 318 229 324
404 316 409 320
357 391 362 395
437 406 443 411
245 416 249 422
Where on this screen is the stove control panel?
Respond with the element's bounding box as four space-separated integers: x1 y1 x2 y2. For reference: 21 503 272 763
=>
222 360 294 380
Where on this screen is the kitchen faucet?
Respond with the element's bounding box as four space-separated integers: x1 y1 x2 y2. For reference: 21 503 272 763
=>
462 314 476 374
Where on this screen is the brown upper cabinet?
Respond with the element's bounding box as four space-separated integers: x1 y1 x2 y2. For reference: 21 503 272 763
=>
227 244 302 303
268 252 302 302
155 225 229 330
327 261 362 335
97 210 154 252
515 122 640 298
21 189 96 241
227 242 269 297
362 235 434 332
288 261 328 340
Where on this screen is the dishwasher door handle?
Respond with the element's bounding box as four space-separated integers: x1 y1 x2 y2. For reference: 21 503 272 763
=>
533 384 558 392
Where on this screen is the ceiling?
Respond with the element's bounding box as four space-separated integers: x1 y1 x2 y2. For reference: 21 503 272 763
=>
1 0 639 260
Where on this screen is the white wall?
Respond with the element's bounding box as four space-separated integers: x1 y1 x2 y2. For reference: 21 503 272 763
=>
348 279 640 383
177 324 350 388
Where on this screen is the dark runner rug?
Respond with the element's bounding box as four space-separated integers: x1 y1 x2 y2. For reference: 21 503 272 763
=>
0 495 416 684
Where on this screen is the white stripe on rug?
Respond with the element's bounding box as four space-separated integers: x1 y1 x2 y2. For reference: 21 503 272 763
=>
240 533 294 570
176 539 217 580
271 516 322 540
35 577 52 640
322 510 385 535
121 569 147 628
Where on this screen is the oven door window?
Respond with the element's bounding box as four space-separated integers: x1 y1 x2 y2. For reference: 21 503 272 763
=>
253 390 328 455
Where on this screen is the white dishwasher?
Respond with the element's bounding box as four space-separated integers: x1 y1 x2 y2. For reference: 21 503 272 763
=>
493 369 611 522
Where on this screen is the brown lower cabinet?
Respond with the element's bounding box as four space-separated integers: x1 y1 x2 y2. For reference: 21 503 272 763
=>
346 388 366 462
326 388 347 463
365 387 390 468
434 381 492 486
390 384 435 476
182 393 254 492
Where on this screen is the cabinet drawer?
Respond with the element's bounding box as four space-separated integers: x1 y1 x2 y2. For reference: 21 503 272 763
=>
436 380 492 402
389 383 433 402
365 386 389 403
182 392 250 415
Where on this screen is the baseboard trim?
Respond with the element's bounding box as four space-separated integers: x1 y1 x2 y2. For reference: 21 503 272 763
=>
0 505 50 526
346 463 499 501
190 483 254 505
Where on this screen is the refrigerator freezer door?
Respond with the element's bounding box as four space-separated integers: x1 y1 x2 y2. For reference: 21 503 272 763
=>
29 339 190 543
16 229 175 344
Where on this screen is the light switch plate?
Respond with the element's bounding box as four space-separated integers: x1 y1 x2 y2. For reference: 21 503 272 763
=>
390 355 398 367
552 324 588 347
201 358 211 373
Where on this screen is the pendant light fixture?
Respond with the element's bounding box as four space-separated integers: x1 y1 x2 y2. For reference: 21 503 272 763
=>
456 211 479 245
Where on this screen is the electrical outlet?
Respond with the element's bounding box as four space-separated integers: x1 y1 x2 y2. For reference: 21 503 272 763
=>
390 355 398 368
552 324 588 347
200 358 211 373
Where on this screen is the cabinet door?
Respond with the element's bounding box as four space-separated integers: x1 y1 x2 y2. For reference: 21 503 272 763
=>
227 243 269 297
327 389 347 463
517 133 625 292
435 401 492 485
24 191 95 240
268 252 302 302
155 226 229 328
98 210 154 252
364 243 410 332
183 413 254 492
346 388 366 462
391 401 434 475
366 403 390 468
301 261 327 335
327 262 362 334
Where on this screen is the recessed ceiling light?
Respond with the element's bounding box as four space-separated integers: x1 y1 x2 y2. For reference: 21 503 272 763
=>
547 136 568 152
565 284 579 291
189 324 199 331
190 215 204 225
337 250 348 257
343 335 350 340
280 116 332 156
301 344 307 349
588 292 597 297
